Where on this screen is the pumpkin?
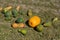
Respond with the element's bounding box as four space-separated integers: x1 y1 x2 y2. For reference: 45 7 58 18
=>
12 23 18 28
5 16 11 21
12 9 18 18
18 29 27 35
16 5 20 11
5 6 12 10
16 17 24 23
4 11 12 17
36 25 44 32
29 16 41 28
43 21 52 27
18 23 25 28
53 17 58 22
4 12 10 17
4 11 12 21
0 7 3 11
27 9 32 17
19 10 24 15
3 6 12 13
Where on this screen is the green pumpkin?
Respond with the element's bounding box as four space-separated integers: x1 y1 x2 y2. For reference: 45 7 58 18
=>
18 29 27 35
36 25 44 32
4 11 12 17
12 9 18 18
43 22 52 27
16 17 24 23
19 10 24 15
5 16 11 21
4 11 12 21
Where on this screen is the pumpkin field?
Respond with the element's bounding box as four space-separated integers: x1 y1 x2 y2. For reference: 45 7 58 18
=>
0 0 60 40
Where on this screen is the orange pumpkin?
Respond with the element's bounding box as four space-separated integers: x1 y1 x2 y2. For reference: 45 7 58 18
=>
12 23 18 28
18 23 25 28
29 16 41 28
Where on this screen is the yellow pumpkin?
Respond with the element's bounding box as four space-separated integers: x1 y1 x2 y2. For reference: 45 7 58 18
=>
28 9 32 17
0 7 3 11
29 16 41 28
16 5 20 11
12 23 18 28
4 6 12 11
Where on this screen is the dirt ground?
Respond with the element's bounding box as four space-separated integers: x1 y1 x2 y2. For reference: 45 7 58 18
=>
0 0 60 40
